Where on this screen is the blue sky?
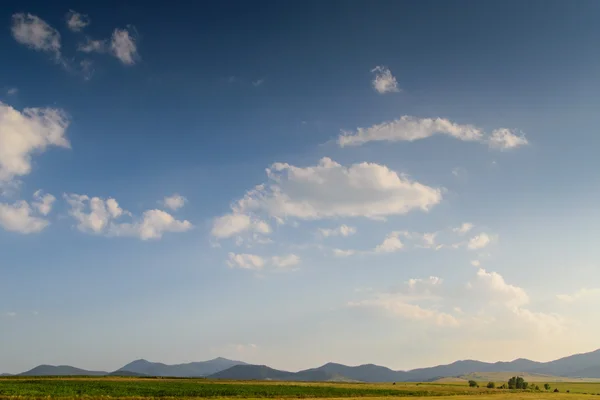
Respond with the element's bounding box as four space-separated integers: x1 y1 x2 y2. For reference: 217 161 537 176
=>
2 0 600 374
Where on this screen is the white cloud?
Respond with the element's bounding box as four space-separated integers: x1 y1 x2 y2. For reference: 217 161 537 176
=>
471 260 481 267
78 37 107 53
467 233 492 250
468 268 529 308
318 224 356 238
79 27 139 66
65 194 118 233
65 10 90 32
0 102 70 183
338 116 483 147
112 209 192 240
227 252 265 270
6 312 17 317
32 190 55 216
371 66 400 94
227 252 300 272
349 268 564 337
453 222 474 235
110 27 138 65
211 212 271 239
374 232 404 253
488 128 529 150
64 194 192 240
0 199 49 234
338 116 528 151
7 88 18 96
333 248 356 257
557 288 600 303
163 194 187 211
349 293 459 327
405 276 444 298
220 158 441 225
252 79 265 87
11 13 61 61
415 232 437 249
510 307 564 335
271 254 300 269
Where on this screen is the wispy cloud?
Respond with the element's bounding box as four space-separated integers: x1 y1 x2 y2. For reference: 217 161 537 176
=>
11 13 62 62
318 224 356 238
65 10 90 32
371 66 399 94
338 116 528 150
77 27 140 66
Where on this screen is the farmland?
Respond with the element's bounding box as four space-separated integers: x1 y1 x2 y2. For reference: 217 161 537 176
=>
2 377 600 399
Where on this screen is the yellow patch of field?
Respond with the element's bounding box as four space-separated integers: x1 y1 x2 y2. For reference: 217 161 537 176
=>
459 372 600 383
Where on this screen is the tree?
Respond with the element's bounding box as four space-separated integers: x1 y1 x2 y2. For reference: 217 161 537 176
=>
508 376 528 390
545 384 551 391
468 380 478 388
487 382 495 389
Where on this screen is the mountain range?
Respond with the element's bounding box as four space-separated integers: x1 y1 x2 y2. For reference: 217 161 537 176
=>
4 349 600 382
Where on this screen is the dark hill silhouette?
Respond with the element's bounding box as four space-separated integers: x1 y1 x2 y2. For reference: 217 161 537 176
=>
107 370 148 377
209 365 292 380
530 349 600 376
12 348 600 382
19 365 106 376
119 357 246 377
300 362 408 382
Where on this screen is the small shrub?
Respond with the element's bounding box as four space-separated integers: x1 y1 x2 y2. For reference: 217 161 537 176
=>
487 382 495 389
554 388 560 393
468 380 478 388
545 384 551 391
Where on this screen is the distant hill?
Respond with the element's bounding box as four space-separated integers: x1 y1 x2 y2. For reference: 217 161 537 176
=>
11 348 600 382
0 373 12 376
530 349 600 377
299 362 408 382
209 365 292 380
289 368 357 382
569 366 600 379
208 364 356 382
19 365 106 376
119 357 247 377
107 370 148 377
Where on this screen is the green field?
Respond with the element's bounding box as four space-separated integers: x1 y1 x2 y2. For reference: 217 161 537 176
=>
1 377 600 399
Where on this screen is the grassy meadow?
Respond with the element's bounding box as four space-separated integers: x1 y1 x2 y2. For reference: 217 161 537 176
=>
2 377 600 399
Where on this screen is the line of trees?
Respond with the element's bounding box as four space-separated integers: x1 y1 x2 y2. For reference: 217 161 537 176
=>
469 377 559 392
